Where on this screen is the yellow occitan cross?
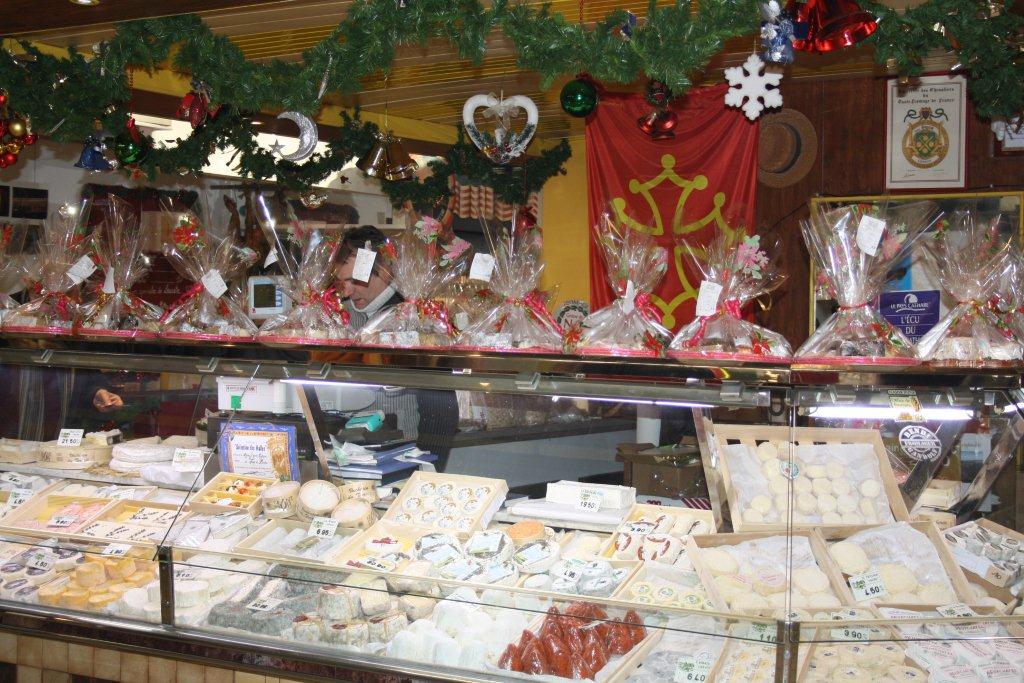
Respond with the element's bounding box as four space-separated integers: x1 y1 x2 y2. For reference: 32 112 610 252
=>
608 153 742 328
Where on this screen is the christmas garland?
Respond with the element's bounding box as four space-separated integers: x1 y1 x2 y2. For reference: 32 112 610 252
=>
0 0 1020 188
379 130 572 213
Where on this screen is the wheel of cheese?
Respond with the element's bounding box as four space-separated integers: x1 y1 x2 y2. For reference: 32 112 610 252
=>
331 498 375 529
793 478 813 494
858 498 877 517
262 481 299 518
742 509 765 525
877 563 918 594
825 461 846 480
830 541 870 575
768 478 790 496
298 480 341 517
731 592 770 613
796 493 817 514
62 589 90 609
701 548 739 576
792 566 830 594
859 480 882 498
916 583 954 604
835 494 858 514
831 479 852 496
761 458 782 479
811 478 833 495
749 494 772 514
755 441 778 461
816 493 837 514
506 520 546 547
840 513 864 525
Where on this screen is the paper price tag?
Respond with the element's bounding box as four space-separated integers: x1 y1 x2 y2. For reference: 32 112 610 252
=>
674 652 713 683
746 622 776 643
101 268 116 294
264 248 279 267
936 603 976 619
352 247 377 283
575 488 603 512
856 214 887 256
174 567 195 581
624 521 656 535
48 515 76 528
469 253 495 282
172 448 204 473
556 560 586 583
467 532 501 555
849 568 887 601
57 428 84 447
27 554 54 571
0 472 26 485
694 280 723 317
7 489 33 508
307 516 339 538
831 625 870 641
67 255 97 285
201 269 228 299
622 280 637 314
102 543 132 557
108 488 136 500
246 597 283 612
362 557 390 572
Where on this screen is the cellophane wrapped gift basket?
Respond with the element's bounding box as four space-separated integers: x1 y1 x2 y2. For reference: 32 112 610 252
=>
573 208 671 357
78 195 162 340
358 216 471 348
455 214 563 353
916 211 1023 364
795 200 939 364
257 222 354 346
3 198 93 336
0 222 29 323
668 227 791 361
159 200 259 342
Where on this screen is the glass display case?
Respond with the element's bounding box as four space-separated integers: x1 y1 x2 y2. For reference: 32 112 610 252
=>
0 340 1021 682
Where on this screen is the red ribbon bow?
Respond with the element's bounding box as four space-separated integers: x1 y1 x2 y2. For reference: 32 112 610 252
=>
633 292 662 324
160 282 205 323
306 286 350 326
409 298 454 335
508 290 563 335
685 298 743 347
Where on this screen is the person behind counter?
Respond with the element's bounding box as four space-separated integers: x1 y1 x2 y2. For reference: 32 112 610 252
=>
333 225 459 471
0 367 124 440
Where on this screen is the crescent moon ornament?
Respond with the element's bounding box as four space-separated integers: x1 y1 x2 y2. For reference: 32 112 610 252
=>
273 111 318 162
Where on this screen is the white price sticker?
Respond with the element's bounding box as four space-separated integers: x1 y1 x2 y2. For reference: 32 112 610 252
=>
556 560 586 582
831 625 870 641
264 247 279 267
0 472 26 485
849 568 888 601
102 543 132 557
172 448 204 473
351 247 377 283
57 428 84 447
575 488 604 512
936 603 977 619
174 567 195 581
694 280 723 317
746 622 777 643
246 597 283 612
362 557 390 572
67 255 97 285
201 269 228 299
27 553 54 571
48 515 76 528
108 488 136 501
7 489 33 508
622 280 637 314
307 516 339 538
856 214 887 256
469 253 496 282
624 521 656 535
674 651 714 683
101 268 116 294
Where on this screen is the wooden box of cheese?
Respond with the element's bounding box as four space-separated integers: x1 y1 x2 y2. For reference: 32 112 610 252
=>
0 439 42 464
706 422 909 533
234 518 362 565
383 471 508 539
818 521 975 608
329 519 433 572
37 440 115 470
688 530 855 614
708 636 810 683
186 472 277 517
600 503 716 561
514 530 639 598
75 500 190 545
0 494 115 538
942 518 1024 604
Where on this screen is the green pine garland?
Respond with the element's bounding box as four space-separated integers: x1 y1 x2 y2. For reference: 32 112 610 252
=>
0 0 1020 192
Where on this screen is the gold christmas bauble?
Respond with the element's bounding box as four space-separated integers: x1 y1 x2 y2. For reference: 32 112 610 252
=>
6 118 26 138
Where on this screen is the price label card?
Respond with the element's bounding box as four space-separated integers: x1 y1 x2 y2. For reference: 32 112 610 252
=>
67 255 97 285
0 472 26 485
575 488 604 512
172 448 205 473
694 280 723 317
102 543 132 557
856 214 887 256
352 248 377 283
57 428 84 447
246 597 283 612
174 567 195 581
555 559 586 582
746 622 777 643
936 603 976 619
307 516 339 538
849 568 888 601
469 253 496 282
48 515 76 528
831 625 871 641
101 268 116 294
108 488 137 501
7 489 33 508
623 521 656 535
466 532 501 555
201 269 228 299
264 248 279 267
27 553 54 571
362 557 390 572
674 651 714 683
888 389 924 422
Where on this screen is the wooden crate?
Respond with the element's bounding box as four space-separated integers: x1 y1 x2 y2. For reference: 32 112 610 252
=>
186 472 277 517
328 519 434 570
234 517 362 564
941 518 1024 605
613 628 730 682
383 471 508 539
688 530 856 613
75 499 189 545
818 521 975 607
708 422 909 532
599 503 716 560
0 494 115 538
613 560 719 613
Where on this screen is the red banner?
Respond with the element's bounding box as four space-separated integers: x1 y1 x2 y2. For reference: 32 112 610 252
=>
586 85 759 330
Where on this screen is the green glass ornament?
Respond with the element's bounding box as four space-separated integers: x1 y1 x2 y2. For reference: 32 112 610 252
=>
560 78 598 118
114 118 151 165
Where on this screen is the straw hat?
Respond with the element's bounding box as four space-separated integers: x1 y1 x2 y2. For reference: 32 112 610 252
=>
758 108 818 188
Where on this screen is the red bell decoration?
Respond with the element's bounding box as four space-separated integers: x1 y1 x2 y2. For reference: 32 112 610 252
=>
175 80 220 129
637 108 678 140
787 0 877 53
514 207 538 234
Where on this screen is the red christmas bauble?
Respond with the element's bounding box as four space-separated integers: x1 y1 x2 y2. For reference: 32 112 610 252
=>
1 152 17 166
0 93 7 107
514 208 537 233
23 133 37 146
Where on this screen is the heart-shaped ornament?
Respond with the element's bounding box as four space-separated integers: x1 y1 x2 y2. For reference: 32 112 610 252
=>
462 93 538 165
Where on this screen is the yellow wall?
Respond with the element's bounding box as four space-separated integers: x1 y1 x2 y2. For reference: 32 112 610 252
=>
540 135 589 308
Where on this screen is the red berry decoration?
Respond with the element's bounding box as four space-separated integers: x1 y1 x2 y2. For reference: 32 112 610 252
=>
0 90 33 169
2 152 17 166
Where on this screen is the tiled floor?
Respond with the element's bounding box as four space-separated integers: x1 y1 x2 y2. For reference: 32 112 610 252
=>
0 634 304 683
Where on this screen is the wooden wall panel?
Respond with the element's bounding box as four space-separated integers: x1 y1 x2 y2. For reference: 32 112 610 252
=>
757 75 1024 349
